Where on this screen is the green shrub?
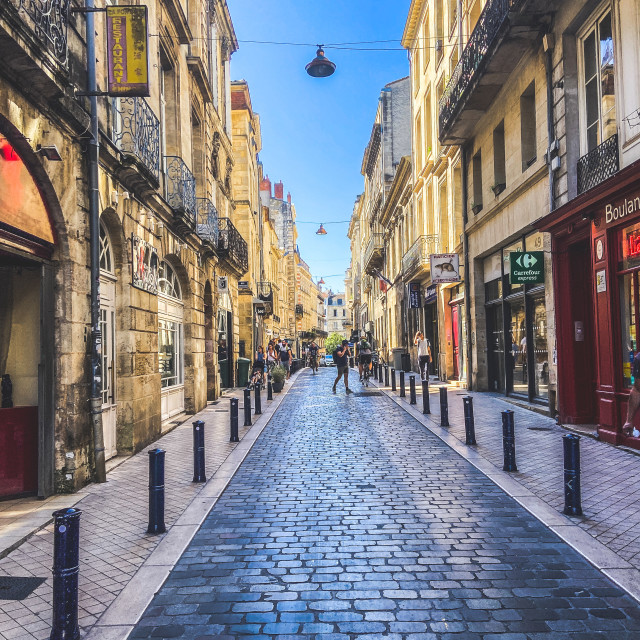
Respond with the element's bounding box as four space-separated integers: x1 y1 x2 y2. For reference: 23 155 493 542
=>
324 332 345 355
270 365 286 383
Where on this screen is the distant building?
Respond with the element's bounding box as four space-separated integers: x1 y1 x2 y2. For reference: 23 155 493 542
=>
324 291 349 338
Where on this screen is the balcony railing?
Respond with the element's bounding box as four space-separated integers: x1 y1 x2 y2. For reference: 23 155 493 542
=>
439 0 524 140
218 218 248 274
295 304 304 317
17 0 71 65
402 235 440 278
196 198 219 246
113 98 161 182
363 232 385 274
577 134 619 195
164 156 196 224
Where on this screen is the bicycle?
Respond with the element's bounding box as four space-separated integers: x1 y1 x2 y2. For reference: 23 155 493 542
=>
362 363 371 387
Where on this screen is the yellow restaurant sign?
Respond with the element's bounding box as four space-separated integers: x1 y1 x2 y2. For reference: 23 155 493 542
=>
106 6 149 96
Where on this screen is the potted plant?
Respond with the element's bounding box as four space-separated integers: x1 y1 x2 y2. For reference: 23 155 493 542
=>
471 201 483 215
491 182 506 196
270 365 286 392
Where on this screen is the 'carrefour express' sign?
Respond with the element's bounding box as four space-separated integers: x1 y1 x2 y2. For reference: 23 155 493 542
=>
510 251 544 284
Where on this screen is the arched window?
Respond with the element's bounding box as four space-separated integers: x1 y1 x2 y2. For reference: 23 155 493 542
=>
158 261 182 299
99 222 113 273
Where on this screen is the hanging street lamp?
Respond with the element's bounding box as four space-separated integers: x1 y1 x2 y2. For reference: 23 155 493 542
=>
306 46 336 78
316 223 328 235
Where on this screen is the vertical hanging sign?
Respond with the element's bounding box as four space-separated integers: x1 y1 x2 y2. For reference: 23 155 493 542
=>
106 6 150 97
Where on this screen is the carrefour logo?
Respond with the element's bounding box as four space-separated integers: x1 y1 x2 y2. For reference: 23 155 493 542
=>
515 253 538 269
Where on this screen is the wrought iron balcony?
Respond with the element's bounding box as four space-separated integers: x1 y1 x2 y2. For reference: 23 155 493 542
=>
438 0 537 144
164 156 196 232
577 134 619 195
113 98 161 184
217 218 248 274
295 304 304 317
363 233 385 275
196 199 219 249
402 235 440 280
14 0 71 66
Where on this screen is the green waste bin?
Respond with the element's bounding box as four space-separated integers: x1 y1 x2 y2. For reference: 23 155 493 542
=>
218 359 229 388
237 357 251 388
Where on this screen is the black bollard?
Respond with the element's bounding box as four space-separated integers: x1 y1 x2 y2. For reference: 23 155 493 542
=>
399 371 406 397
192 420 206 482
422 380 430 414
439 387 449 426
243 389 252 426
379 363 384 382
563 434 583 516
147 448 166 534
374 363 379 381
50 508 81 640
463 396 476 445
502 410 518 472
384 366 389 387
409 375 417 405
230 398 239 442
267 375 273 400
391 368 396 391
254 382 262 415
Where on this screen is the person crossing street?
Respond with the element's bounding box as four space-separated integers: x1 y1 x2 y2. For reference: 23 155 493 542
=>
332 339 353 394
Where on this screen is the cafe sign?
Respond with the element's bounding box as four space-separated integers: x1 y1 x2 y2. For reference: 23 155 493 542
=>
106 6 150 96
605 193 640 224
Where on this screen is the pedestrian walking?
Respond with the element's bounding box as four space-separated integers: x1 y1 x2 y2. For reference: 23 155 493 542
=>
266 343 278 373
332 340 353 394
279 340 292 380
414 331 432 381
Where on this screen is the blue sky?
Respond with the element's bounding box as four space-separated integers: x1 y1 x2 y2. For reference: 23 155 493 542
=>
228 0 412 294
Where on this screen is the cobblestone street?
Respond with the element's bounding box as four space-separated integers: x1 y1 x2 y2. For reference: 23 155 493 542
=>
130 369 640 639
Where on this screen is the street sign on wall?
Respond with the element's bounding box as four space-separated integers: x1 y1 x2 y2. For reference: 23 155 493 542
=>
510 251 544 284
106 6 150 97
408 282 421 308
430 253 461 283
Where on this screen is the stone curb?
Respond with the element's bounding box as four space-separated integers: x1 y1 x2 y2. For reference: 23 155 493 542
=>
83 370 303 640
371 376 640 604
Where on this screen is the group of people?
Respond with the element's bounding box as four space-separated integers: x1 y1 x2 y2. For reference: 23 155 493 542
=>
250 339 293 388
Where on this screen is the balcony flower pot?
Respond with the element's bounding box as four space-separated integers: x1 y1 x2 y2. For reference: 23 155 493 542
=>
471 203 483 215
491 183 506 197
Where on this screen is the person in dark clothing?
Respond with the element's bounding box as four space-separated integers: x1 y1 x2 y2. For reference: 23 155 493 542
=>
332 340 353 394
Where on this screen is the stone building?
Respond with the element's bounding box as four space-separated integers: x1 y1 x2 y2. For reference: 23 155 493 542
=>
325 291 349 338
0 0 245 497
402 0 466 383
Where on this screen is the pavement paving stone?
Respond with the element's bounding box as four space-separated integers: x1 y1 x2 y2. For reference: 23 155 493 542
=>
130 369 640 639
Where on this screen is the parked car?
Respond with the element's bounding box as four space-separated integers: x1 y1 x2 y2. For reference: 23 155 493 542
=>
319 354 327 367
325 353 334 366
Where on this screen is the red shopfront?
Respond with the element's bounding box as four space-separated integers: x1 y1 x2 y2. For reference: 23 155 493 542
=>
538 160 640 448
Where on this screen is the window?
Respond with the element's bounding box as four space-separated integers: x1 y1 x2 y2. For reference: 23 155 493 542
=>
423 11 430 71
439 179 448 252
520 81 537 171
334 309 337 317
159 319 184 388
158 261 182 300
472 150 483 212
209 20 219 108
493 121 506 194
160 50 178 159
99 222 113 273
448 0 457 35
435 0 444 63
424 92 433 159
580 9 616 152
192 110 204 195
415 111 423 171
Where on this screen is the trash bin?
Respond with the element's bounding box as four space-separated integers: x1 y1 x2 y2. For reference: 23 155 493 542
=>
237 357 251 388
392 347 404 371
401 352 412 373
218 359 229 388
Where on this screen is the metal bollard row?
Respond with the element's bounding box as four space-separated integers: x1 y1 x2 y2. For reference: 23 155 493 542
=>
463 396 476 445
409 375 417 405
147 448 166 534
502 410 517 472
563 434 582 516
399 371 405 397
192 420 206 483
422 380 430 414
384 366 389 387
254 383 262 415
391 368 396 391
439 387 449 427
230 397 239 442
267 375 273 400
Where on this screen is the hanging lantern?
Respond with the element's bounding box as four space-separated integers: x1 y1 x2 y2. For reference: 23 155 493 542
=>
306 46 336 78
318 278 325 285
316 224 327 235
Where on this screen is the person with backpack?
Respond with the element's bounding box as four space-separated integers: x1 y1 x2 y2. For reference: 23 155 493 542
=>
278 339 291 380
357 336 372 382
332 340 353 394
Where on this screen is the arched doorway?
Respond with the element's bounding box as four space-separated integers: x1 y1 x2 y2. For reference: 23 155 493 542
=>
0 131 58 498
158 260 185 420
204 281 215 400
99 222 117 459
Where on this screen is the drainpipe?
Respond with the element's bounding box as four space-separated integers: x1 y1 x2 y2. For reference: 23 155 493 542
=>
458 0 464 56
86 0 106 483
462 146 473 391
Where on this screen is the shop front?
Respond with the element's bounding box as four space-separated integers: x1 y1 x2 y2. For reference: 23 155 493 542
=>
0 135 56 498
538 161 640 446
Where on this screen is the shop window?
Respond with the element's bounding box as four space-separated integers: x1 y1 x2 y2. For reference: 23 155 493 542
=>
520 81 537 171
159 319 184 388
503 238 524 294
532 296 549 399
508 297 527 396
580 9 616 153
158 262 182 299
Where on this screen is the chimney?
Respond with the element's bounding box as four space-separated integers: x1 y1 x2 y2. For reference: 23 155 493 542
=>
274 181 284 200
287 192 292 204
259 175 272 197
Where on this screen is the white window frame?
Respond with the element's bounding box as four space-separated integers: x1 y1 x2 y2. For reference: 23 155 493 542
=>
577 2 617 156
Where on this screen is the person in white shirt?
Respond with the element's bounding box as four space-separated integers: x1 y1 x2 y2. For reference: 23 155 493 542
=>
414 331 432 381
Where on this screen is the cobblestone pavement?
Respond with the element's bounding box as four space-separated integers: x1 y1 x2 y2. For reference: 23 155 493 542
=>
0 385 279 640
391 377 640 564
130 369 640 639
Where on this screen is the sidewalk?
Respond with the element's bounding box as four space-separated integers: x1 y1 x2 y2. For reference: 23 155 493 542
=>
0 375 300 640
371 371 640 592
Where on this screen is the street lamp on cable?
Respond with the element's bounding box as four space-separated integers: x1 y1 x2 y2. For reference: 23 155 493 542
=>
306 46 336 78
316 224 327 235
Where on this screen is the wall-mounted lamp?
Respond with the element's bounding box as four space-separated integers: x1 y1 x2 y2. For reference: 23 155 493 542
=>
36 144 62 161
